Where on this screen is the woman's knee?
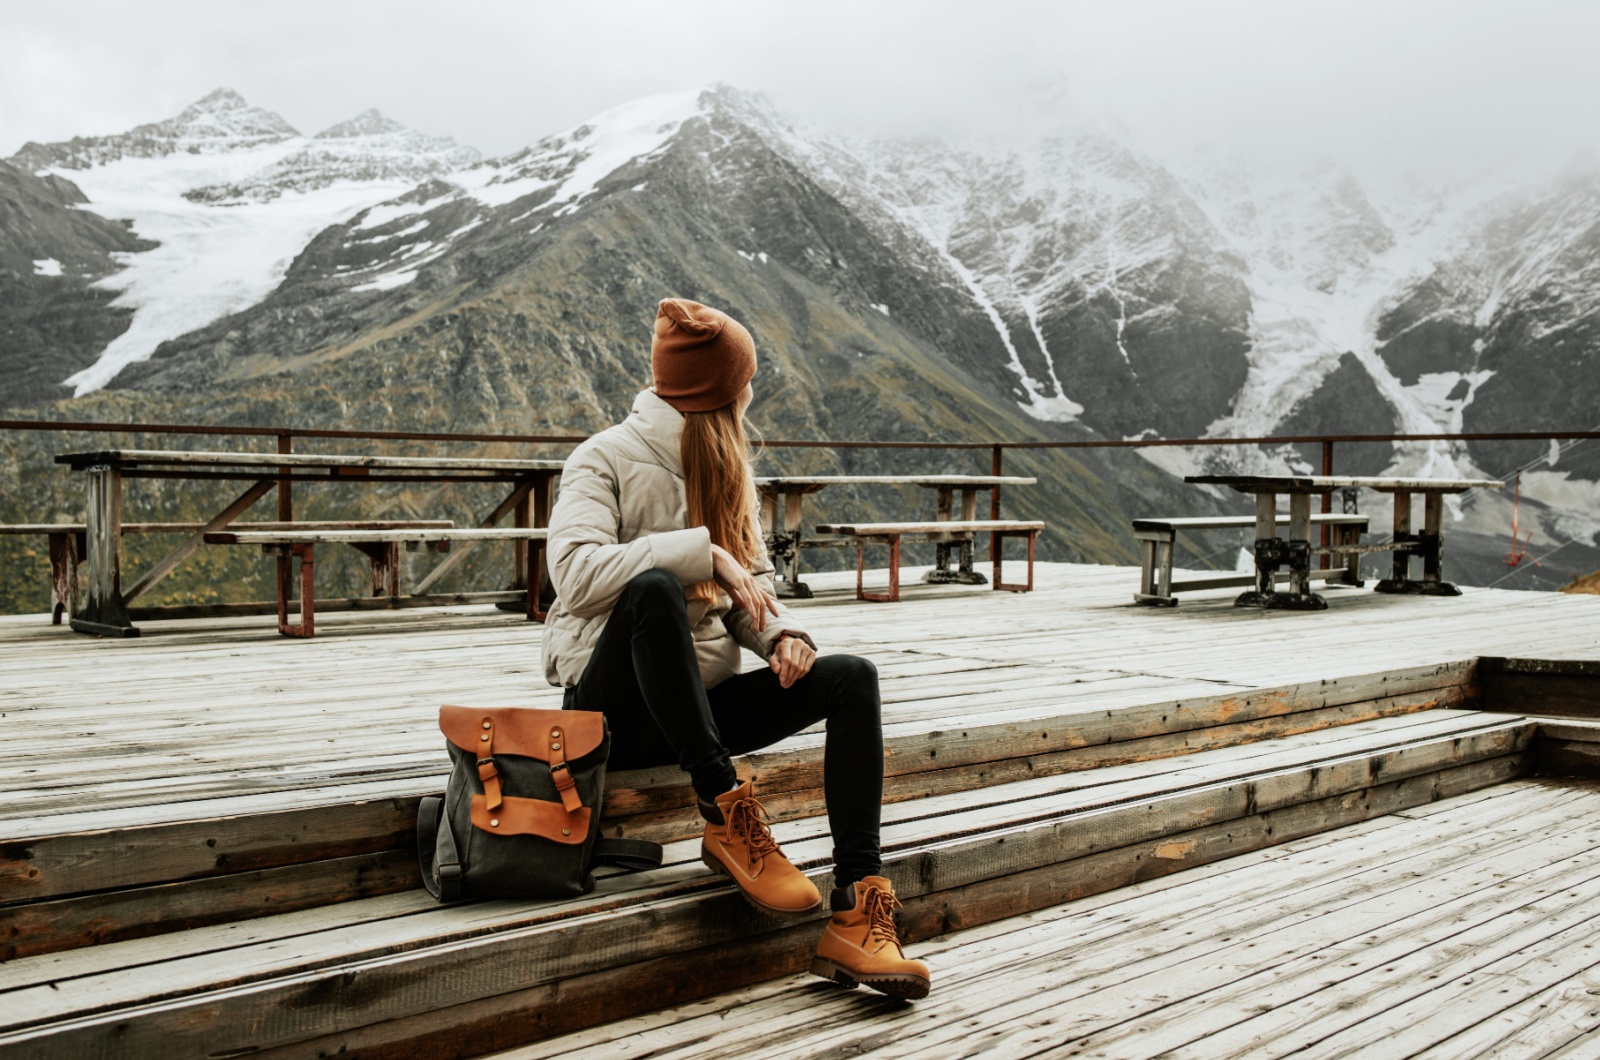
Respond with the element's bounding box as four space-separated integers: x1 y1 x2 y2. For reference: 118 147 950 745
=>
819 654 881 719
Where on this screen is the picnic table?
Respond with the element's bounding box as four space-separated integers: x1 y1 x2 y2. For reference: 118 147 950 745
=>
1185 474 1502 610
752 475 1036 598
53 449 564 636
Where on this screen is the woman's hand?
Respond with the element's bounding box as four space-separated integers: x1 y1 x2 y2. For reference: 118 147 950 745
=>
711 543 779 632
769 634 815 688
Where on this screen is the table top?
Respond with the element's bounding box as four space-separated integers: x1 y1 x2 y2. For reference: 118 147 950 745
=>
1186 474 1502 494
55 449 566 474
754 475 1036 491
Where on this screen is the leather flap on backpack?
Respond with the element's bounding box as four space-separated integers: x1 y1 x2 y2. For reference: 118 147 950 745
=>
440 706 604 761
470 794 590 844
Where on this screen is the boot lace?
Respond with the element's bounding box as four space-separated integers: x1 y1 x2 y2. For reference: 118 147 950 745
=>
723 795 781 869
863 884 904 947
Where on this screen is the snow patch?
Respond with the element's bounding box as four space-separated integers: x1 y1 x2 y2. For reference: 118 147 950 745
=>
352 270 418 293
1520 469 1600 546
32 258 63 276
348 219 429 244
354 188 454 231
871 303 890 315
55 146 413 394
462 89 702 211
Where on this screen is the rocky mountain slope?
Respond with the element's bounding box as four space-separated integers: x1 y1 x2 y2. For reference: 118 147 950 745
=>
4 88 481 399
0 161 156 403
2 85 1597 614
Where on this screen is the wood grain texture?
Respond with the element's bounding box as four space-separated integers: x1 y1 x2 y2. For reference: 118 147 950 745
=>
518 776 1600 1060
0 718 1530 1057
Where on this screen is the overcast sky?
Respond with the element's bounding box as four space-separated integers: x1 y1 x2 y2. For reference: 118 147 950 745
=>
4 0 1599 178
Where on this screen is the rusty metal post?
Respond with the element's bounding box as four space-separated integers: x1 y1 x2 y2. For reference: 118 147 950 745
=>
276 432 294 522
990 445 1003 565
1320 439 1333 569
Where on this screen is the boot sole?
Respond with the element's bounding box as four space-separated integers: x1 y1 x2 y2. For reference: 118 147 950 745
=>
700 847 824 918
810 956 930 1000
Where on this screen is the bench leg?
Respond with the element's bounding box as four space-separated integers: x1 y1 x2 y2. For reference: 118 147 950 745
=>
72 465 138 637
924 535 987 585
1133 530 1179 606
1377 491 1461 596
992 529 1036 593
275 543 316 638
48 531 79 625
527 540 548 622
1335 524 1365 587
354 542 401 603
856 536 901 603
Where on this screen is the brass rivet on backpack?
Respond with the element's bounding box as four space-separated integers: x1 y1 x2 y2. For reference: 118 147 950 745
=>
551 728 561 737
490 818 500 827
551 742 561 750
482 720 491 730
480 734 489 742
561 828 570 836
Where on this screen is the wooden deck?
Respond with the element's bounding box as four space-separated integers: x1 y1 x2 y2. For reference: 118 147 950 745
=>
1 562 1597 1057
513 778 1600 1060
3 561 1596 830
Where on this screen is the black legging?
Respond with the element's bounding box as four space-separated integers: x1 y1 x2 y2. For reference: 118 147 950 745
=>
563 568 884 887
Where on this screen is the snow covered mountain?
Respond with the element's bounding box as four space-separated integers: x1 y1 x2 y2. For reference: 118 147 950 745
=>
4 84 1597 583
5 88 480 398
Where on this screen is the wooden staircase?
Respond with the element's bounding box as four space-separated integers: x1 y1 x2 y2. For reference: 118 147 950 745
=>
0 656 1561 1058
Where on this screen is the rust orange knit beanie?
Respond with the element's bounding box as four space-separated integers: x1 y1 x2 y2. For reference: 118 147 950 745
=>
650 298 757 413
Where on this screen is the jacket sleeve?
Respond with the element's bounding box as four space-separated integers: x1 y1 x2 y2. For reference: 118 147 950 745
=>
547 446 714 620
723 513 817 659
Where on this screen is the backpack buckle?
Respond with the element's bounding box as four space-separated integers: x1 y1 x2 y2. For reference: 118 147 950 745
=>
549 761 584 813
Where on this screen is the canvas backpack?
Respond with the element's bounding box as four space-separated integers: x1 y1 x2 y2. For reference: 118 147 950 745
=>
418 705 661 900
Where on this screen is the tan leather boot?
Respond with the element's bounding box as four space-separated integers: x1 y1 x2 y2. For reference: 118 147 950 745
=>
700 780 823 916
811 875 930 999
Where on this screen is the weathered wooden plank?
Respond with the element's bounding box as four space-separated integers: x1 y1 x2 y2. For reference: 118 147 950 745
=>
1479 657 1600 717
1187 473 1502 492
754 475 1035 488
206 528 549 545
513 776 1577 1060
0 850 420 962
1131 514 1371 531
257 757 1535 1060
1023 811 1600 1057
1249 886 1600 1058
0 701 1482 968
814 520 1043 534
759 772 1592 1060
0 724 1528 1053
55 450 565 472
0 662 1475 844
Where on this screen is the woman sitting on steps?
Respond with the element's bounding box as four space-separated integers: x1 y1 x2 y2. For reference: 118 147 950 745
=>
541 297 930 1000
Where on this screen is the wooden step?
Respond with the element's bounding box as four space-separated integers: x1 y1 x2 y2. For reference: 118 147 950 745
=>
0 663 1476 961
510 779 1600 1060
0 709 1533 1059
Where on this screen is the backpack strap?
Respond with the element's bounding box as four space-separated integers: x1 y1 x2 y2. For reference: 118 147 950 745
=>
418 794 463 901
592 837 664 873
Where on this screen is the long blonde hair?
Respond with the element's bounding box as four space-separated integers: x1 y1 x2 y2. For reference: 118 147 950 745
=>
680 402 760 604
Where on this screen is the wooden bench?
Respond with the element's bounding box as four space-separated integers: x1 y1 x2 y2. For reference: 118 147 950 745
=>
0 521 454 625
813 519 1045 602
1186 473 1502 609
754 475 1037 598
1133 514 1370 606
203 527 549 637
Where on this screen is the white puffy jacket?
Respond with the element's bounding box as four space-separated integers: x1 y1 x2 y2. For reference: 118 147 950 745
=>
541 389 815 689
